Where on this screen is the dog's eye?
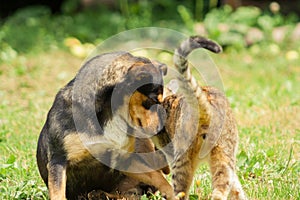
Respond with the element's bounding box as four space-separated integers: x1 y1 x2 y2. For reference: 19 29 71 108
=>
137 84 162 99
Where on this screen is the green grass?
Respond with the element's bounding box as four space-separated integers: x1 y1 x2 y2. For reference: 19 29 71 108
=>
0 51 82 200
0 5 299 199
211 48 300 200
1 46 299 199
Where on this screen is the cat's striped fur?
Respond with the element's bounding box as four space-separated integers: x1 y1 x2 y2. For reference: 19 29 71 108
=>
154 36 247 200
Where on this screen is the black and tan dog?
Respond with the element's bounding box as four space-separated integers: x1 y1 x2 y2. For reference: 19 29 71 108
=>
36 51 174 199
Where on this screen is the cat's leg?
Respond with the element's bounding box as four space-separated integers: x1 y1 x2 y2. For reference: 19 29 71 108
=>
229 173 247 200
171 158 195 200
172 162 193 200
209 145 234 200
171 146 201 200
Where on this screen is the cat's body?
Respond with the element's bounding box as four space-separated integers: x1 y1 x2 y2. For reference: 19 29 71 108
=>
153 36 247 200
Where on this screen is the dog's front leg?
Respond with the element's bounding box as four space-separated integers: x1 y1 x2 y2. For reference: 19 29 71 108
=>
123 171 175 200
118 154 175 200
48 161 67 200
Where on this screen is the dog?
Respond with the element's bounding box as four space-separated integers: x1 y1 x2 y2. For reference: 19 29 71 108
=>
36 51 174 199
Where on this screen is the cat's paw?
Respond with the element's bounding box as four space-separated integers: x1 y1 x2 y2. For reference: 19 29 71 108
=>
211 190 226 200
175 192 186 200
230 189 248 200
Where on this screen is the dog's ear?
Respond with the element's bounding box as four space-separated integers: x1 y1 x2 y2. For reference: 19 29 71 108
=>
160 63 167 76
152 60 167 76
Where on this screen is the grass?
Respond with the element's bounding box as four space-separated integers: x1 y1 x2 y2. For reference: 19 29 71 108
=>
0 51 82 199
212 48 300 200
0 6 299 198
1 45 299 199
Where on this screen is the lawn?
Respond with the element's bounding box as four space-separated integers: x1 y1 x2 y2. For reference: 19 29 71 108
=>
0 3 300 200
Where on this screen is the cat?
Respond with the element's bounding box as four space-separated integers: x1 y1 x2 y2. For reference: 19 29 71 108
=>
152 36 247 200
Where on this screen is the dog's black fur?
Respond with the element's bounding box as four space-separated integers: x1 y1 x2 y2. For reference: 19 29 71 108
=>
36 52 173 199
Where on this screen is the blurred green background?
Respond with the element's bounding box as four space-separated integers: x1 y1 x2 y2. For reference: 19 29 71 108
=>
0 1 299 199
1 0 300 55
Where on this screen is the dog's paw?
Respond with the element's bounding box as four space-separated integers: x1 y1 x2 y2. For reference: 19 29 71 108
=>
88 190 107 200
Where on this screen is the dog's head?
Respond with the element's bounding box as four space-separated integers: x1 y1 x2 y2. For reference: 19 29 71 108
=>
124 58 166 136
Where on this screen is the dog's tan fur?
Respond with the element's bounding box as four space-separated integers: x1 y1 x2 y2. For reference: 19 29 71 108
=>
37 52 174 200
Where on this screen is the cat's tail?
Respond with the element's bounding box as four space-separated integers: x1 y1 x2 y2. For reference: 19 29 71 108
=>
173 35 221 100
173 36 222 97
174 36 222 72
173 36 222 149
